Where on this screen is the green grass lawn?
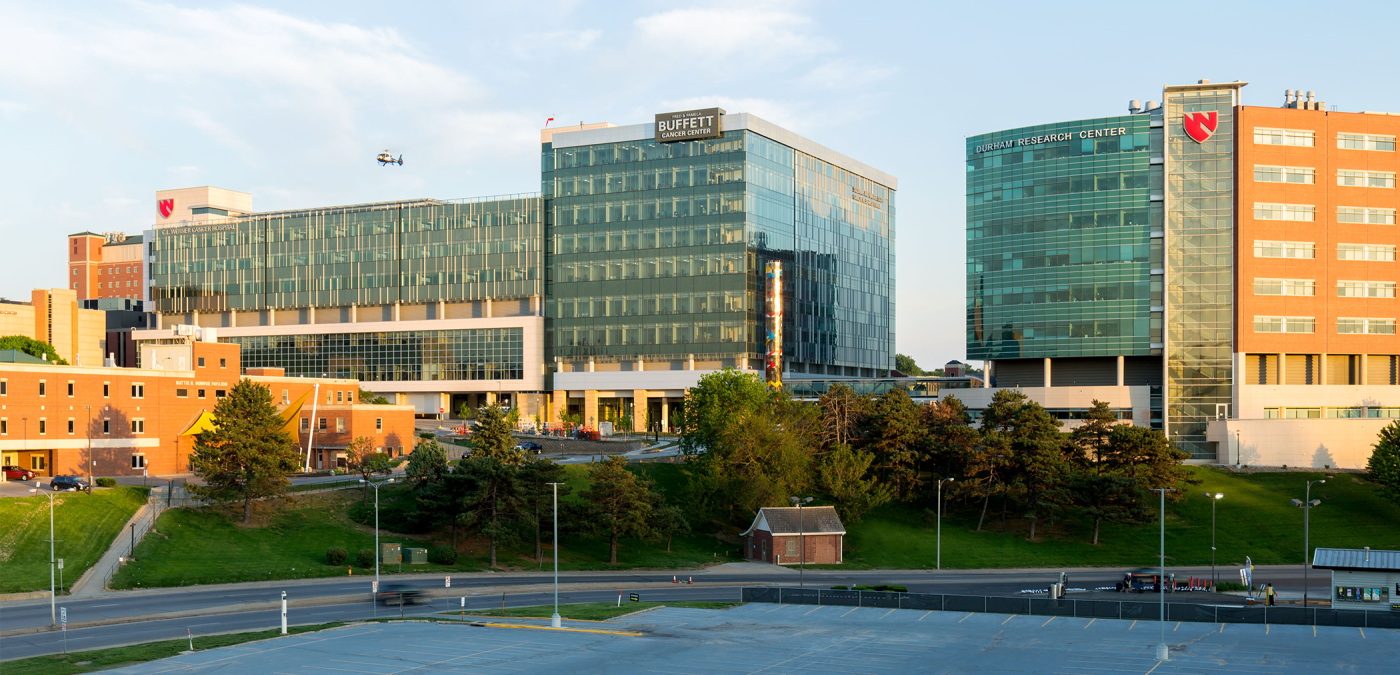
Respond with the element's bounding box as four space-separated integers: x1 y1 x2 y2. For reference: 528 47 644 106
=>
446 600 741 621
0 486 148 594
834 467 1400 569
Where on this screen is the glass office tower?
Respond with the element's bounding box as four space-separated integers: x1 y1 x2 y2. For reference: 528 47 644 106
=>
966 115 1164 390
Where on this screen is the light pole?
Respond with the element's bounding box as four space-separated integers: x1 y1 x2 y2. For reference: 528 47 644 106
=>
547 481 564 628
1234 429 1241 469
789 496 813 587
84 406 92 487
360 477 393 614
1291 479 1324 607
937 478 954 570
29 483 58 625
1151 488 1175 662
1202 492 1223 587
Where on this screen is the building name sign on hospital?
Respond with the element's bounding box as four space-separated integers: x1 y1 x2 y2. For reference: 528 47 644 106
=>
655 108 725 143
974 127 1129 154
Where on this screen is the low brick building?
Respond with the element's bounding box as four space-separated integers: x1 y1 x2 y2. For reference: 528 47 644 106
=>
741 506 845 565
0 337 413 478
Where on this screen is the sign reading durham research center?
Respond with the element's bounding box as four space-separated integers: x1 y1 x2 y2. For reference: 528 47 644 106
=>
655 108 725 143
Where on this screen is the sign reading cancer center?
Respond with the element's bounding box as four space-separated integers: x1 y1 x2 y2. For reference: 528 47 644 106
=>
655 108 724 143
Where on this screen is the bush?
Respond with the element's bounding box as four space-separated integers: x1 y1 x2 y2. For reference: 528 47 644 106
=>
95 477 117 488
1214 581 1249 592
348 503 374 526
429 546 458 565
830 585 847 590
326 547 347 565
356 548 375 568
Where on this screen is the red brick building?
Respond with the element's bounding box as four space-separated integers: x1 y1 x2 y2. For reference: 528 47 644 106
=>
0 339 414 478
741 506 846 565
68 232 146 301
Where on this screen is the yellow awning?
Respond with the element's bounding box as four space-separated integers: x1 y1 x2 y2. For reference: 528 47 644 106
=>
278 387 313 437
179 411 219 437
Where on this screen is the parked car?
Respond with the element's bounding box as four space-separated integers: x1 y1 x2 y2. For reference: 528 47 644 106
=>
50 475 91 492
376 583 425 606
2 465 36 481
1119 568 1174 593
514 441 543 455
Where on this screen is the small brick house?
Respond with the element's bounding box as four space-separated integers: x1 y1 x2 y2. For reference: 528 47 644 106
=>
741 506 845 565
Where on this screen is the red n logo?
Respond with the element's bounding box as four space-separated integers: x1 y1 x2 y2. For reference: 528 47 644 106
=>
158 199 174 219
1183 111 1218 143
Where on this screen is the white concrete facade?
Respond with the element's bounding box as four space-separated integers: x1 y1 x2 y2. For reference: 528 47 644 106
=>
1206 418 1383 470
938 385 1155 429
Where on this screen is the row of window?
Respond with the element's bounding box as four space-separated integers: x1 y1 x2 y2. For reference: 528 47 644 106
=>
1256 241 1398 261
1264 407 1400 419
1254 279 1398 297
1255 128 1396 152
1254 316 1397 334
297 417 384 433
0 417 145 435
0 380 145 398
1254 204 1396 224
1255 166 1396 188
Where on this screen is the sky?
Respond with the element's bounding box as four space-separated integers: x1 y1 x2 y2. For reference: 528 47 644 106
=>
2 0 1400 371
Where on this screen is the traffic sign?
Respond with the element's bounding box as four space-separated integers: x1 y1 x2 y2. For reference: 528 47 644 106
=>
629 593 640 602
57 558 64 570
60 607 67 629
445 576 451 588
372 581 379 593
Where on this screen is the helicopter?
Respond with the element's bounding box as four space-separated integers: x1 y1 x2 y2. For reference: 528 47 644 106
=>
376 150 403 166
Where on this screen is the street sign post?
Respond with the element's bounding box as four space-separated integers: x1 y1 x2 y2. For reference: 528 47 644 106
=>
60 607 67 653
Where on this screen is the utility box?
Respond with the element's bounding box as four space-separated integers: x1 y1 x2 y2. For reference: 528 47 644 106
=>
381 543 402 565
407 547 428 564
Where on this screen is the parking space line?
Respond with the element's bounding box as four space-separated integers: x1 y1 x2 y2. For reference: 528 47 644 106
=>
1129 620 1136 630
879 609 896 620
1174 622 1180 632
1085 618 1096 628
804 606 824 616
841 607 861 618
959 613 974 623
1144 660 1164 675
1042 616 1055 627
1001 615 1015 625
919 611 932 621
1220 623 1225 633
1359 628 1366 639
1265 624 1269 635
1313 626 1316 637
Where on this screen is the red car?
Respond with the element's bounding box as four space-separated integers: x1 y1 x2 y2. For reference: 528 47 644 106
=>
2 465 36 481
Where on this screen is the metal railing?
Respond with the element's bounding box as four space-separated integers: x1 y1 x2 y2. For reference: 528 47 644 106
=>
740 587 1400 629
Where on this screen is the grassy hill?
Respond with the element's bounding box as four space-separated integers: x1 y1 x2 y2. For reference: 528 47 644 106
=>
0 486 148 594
837 467 1400 569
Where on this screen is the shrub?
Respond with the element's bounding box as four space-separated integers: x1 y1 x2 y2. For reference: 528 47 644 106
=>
1214 581 1249 592
326 547 347 565
348 503 374 525
356 548 375 568
429 546 458 566
830 585 848 590
95 477 117 488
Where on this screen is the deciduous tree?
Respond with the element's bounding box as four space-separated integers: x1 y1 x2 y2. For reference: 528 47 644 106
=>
818 384 866 449
1368 421 1400 506
188 379 302 524
345 436 392 503
675 368 771 456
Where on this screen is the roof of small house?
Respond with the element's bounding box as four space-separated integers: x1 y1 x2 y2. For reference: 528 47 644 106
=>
1312 547 1400 572
741 506 845 537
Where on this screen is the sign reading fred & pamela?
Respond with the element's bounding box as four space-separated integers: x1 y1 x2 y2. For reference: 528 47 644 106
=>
655 108 725 143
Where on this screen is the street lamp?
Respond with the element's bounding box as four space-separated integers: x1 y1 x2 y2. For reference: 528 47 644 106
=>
1291 479 1324 607
789 496 813 587
84 406 92 487
360 477 393 614
29 483 58 626
1202 492 1223 587
937 478 955 570
547 481 565 628
1151 488 1175 662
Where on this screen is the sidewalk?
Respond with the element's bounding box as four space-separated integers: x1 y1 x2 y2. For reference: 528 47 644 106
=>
69 490 163 597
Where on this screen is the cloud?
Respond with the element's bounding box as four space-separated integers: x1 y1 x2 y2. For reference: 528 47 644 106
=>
633 1 830 62
801 61 897 90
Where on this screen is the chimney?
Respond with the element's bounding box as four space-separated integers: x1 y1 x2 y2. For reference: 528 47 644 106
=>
1129 100 1141 114
1306 91 1316 110
1364 546 1370 562
1145 100 1159 111
1284 89 1294 108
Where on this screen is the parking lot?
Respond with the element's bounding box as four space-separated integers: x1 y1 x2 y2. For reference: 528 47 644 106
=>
107 601 1395 674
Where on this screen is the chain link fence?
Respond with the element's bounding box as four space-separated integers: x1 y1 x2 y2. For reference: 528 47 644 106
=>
740 587 1400 629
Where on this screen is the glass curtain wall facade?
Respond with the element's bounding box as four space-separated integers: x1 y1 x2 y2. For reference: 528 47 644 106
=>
149 196 542 313
966 116 1163 362
1164 85 1242 460
542 130 894 376
224 328 525 382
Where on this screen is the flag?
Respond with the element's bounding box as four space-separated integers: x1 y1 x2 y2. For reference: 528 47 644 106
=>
545 117 555 127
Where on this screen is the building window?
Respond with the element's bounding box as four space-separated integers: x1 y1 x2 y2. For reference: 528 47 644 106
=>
176 388 189 398
31 455 46 471
1337 281 1396 298
197 357 205 367
1327 408 1365 418
1 379 6 396
220 358 226 368
1255 165 1315 184
215 389 226 398
1254 240 1315 259
103 382 109 398
131 419 145 434
1337 317 1396 335
198 389 206 398
67 381 74 397
1255 127 1315 146
336 418 345 433
131 383 145 399
1254 203 1315 222
1338 170 1396 189
336 391 343 403
376 417 383 432
1337 244 1396 261
282 389 290 404
318 418 327 431
347 391 354 404
1367 408 1400 418
1253 278 1314 296
1284 408 1321 419
39 380 46 397
1253 316 1315 334
1 418 6 435
301 417 309 432
39 418 46 435
1337 133 1396 152
1337 207 1395 225
103 419 110 434
67 419 75 434
132 454 146 469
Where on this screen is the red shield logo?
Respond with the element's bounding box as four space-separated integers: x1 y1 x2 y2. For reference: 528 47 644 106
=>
1183 111 1218 143
158 199 174 219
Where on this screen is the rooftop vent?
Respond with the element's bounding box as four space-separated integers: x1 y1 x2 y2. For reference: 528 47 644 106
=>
1129 99 1141 114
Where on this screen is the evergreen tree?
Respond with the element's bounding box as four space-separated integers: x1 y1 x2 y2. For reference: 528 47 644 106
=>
405 436 448 490
1008 402 1071 540
650 502 691 553
923 395 979 484
188 379 302 524
1070 470 1148 545
1103 425 1195 499
418 459 477 548
472 403 524 463
582 456 656 564
519 456 570 562
816 443 894 523
860 390 926 498
1367 421 1400 506
460 455 528 567
966 389 1027 530
1069 400 1118 467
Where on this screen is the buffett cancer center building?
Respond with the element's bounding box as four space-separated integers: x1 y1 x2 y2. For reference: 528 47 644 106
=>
129 110 897 429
